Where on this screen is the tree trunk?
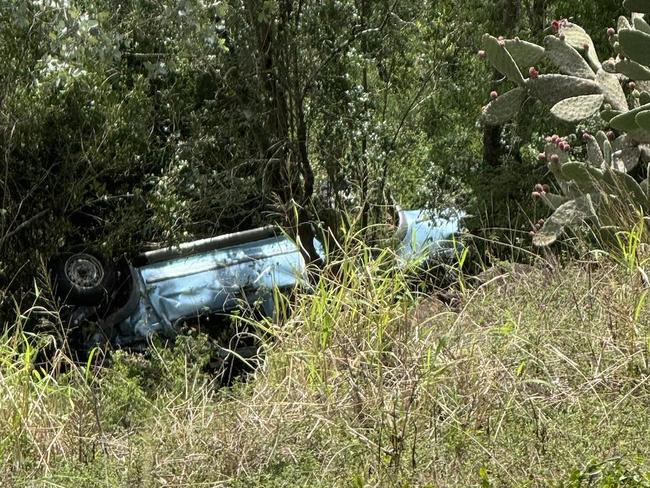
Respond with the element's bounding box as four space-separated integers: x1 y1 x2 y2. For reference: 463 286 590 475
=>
244 0 320 265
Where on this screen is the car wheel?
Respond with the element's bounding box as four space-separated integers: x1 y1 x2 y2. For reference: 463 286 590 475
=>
52 251 115 305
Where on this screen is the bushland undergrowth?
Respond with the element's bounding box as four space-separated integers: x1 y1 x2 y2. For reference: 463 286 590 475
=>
3 238 650 487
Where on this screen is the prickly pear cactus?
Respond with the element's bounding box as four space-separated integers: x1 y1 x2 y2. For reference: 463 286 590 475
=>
529 131 650 244
481 2 650 246
532 194 598 247
480 19 627 126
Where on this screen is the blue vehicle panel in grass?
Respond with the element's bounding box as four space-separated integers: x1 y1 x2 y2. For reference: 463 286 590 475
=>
55 208 463 350
396 209 465 263
114 230 311 346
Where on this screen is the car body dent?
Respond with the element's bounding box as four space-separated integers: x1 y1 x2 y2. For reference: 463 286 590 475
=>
109 233 310 347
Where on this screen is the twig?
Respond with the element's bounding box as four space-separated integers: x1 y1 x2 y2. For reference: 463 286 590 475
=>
0 209 49 244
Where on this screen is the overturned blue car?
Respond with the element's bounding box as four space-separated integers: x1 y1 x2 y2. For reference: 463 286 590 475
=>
52 208 463 353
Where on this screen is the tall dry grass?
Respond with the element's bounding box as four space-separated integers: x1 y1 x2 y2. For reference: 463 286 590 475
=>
1 235 650 486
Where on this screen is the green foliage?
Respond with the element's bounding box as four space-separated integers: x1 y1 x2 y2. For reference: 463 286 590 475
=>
0 0 489 296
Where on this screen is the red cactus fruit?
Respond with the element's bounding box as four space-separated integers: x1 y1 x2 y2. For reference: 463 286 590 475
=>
629 81 637 90
535 183 544 192
529 230 536 237
559 33 566 41
607 27 616 37
532 191 541 200
583 43 589 51
551 134 560 143
529 66 539 78
607 131 616 141
550 154 560 164
538 153 547 161
552 20 560 31
582 132 592 142
542 184 550 193
478 50 486 60
490 91 498 99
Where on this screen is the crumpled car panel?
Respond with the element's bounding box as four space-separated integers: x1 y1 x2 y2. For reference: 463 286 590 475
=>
115 234 308 345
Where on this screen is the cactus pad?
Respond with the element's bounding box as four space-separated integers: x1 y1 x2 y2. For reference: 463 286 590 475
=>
540 192 569 210
602 168 649 209
503 39 546 69
544 36 595 79
558 23 600 69
586 137 606 167
619 15 633 31
481 87 527 125
644 163 650 195
601 109 624 122
603 138 614 165
641 92 650 105
482 34 525 86
614 57 650 80
551 94 604 122
527 74 602 106
634 16 650 34
532 194 597 246
635 109 650 130
562 162 605 193
596 69 629 112
613 146 642 171
610 103 650 130
626 127 650 142
619 28 650 67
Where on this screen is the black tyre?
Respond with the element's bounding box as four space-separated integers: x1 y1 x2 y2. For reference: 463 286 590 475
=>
52 251 115 305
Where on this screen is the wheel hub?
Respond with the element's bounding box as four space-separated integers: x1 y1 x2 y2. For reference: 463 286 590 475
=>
65 254 104 289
